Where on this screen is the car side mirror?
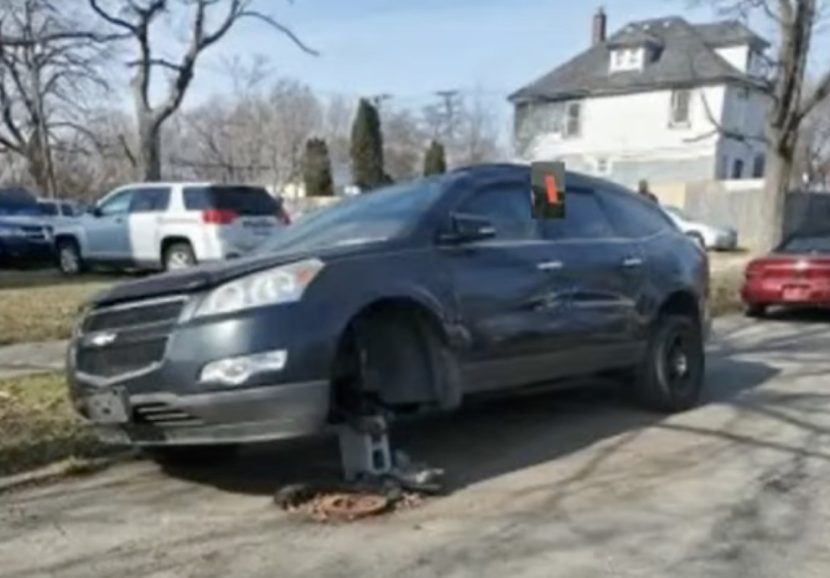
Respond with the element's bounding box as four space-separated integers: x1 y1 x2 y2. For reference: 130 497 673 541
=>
440 213 496 244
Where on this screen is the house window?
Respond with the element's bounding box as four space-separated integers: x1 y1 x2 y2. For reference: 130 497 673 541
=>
718 155 730 180
753 154 765 178
670 89 692 126
595 157 611 175
732 159 745 179
565 101 581 137
737 87 750 101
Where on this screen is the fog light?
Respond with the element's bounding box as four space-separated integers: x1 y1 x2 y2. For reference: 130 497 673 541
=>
199 350 287 386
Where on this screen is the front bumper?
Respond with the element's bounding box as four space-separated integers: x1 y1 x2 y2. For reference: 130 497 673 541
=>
709 232 738 251
87 381 330 446
0 238 54 263
68 294 344 447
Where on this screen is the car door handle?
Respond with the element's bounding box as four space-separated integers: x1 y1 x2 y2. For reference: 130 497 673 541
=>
537 260 563 271
622 257 644 268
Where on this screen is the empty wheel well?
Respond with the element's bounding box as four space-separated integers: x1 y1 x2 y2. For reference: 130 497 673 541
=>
658 291 700 321
161 237 192 257
55 234 79 248
330 298 452 418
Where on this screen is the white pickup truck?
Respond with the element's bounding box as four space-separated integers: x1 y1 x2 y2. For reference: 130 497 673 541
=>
53 183 290 274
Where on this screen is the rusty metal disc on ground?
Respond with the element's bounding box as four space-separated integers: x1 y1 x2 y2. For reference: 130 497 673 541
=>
313 492 390 521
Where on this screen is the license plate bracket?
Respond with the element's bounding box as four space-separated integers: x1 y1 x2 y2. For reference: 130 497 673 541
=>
87 388 130 424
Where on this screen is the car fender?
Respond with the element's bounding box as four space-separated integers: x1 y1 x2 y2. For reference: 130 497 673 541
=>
53 221 89 255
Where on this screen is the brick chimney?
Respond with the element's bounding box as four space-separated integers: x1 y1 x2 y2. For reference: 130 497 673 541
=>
592 7 607 46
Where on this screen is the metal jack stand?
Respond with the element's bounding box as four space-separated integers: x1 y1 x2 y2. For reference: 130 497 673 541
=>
336 414 446 493
337 415 393 482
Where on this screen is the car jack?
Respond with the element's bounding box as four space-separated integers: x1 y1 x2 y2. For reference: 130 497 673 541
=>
336 415 445 493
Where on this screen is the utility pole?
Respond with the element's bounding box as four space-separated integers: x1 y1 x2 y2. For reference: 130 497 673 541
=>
435 89 460 142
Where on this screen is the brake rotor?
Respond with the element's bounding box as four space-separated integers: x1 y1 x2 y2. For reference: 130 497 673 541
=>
312 492 390 521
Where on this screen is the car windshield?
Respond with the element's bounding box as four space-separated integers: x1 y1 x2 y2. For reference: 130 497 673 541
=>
259 179 443 254
37 202 58 216
778 234 830 254
0 203 41 217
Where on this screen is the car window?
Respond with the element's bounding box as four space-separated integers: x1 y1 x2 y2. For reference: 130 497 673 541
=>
98 190 133 217
37 202 58 216
779 234 830 254
183 186 278 216
598 188 676 239
457 183 538 240
259 179 443 254
130 188 171 213
541 190 614 240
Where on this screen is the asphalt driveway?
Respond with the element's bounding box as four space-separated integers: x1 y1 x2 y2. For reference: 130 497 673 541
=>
2 314 830 578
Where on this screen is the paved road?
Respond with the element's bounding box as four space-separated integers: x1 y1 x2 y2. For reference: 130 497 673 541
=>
2 314 830 578
0 340 67 380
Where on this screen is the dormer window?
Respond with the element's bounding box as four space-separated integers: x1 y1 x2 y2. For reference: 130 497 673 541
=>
610 48 645 72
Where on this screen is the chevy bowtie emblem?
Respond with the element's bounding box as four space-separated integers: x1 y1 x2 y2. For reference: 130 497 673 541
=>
89 332 117 348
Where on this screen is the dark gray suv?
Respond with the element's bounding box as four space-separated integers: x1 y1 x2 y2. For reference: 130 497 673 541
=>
67 165 709 458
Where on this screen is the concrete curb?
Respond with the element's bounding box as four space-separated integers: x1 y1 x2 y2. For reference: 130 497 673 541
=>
0 452 137 494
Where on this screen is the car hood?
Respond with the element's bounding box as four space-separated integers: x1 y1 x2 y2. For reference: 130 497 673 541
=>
92 241 392 306
0 215 48 227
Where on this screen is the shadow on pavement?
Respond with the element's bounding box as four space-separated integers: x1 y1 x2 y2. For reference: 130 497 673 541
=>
163 354 777 497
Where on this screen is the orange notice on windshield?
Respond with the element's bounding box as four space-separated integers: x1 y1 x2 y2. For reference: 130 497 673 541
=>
544 174 559 205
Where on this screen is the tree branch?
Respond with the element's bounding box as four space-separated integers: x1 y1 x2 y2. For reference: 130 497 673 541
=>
237 10 319 55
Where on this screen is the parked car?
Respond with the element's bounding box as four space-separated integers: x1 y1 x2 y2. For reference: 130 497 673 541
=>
662 206 738 251
53 183 290 275
741 232 830 317
66 165 709 458
37 198 83 221
0 189 55 267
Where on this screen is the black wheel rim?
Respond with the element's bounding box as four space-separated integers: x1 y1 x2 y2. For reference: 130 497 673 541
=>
663 330 694 395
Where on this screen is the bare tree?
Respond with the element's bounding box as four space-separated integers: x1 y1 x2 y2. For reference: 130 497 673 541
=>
0 0 108 195
453 93 504 166
704 0 830 249
87 0 315 182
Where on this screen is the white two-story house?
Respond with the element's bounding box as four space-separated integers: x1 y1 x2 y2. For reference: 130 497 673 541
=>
510 10 769 188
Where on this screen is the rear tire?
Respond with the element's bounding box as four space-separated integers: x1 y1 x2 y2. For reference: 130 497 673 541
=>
163 241 197 271
745 304 767 318
57 238 84 276
146 444 239 467
633 314 704 413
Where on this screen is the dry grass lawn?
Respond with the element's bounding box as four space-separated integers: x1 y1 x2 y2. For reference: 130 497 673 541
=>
0 270 115 345
0 372 107 476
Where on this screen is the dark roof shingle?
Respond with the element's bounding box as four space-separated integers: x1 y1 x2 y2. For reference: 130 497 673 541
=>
510 17 765 103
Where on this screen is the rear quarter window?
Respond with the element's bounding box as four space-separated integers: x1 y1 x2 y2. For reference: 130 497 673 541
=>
598 188 676 239
183 186 279 215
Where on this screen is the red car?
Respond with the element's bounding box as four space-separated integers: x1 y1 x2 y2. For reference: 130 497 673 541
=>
742 233 830 316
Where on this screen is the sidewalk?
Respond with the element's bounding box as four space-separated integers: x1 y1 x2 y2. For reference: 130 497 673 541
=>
0 340 67 379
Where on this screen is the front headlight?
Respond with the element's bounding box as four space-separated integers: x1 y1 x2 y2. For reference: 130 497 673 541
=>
194 258 325 318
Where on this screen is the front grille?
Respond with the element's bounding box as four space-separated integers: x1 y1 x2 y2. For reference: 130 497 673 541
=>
76 338 167 378
76 296 186 380
133 402 202 426
83 299 185 333
22 225 47 242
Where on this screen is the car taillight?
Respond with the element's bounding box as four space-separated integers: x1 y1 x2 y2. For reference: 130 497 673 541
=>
202 209 237 225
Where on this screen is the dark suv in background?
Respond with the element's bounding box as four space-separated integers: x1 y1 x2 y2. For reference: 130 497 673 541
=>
67 165 709 456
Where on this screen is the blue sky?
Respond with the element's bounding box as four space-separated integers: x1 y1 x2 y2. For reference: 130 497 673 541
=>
156 0 791 142
193 0 724 103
